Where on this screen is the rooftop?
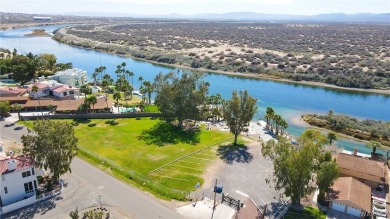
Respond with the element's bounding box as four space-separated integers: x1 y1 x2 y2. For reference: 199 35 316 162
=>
0 155 36 175
326 177 371 213
337 153 386 182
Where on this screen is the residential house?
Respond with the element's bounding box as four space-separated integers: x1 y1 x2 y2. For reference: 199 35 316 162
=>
49 68 87 87
0 87 26 97
336 153 388 189
326 177 371 218
27 81 80 99
51 86 79 98
0 154 42 207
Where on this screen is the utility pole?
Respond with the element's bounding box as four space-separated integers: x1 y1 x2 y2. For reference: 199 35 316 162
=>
213 179 217 210
262 204 267 219
98 195 102 208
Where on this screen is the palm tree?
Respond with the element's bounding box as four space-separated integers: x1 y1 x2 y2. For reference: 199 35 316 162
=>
92 67 101 84
11 103 22 120
265 107 275 130
47 104 55 115
100 66 106 81
280 118 288 136
86 94 97 113
31 84 43 115
274 114 282 135
143 81 153 105
327 132 337 145
101 74 113 111
113 91 121 113
138 76 144 90
80 85 92 98
125 70 134 87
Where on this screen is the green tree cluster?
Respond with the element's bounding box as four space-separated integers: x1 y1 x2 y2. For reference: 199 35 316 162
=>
264 107 288 135
262 130 338 206
154 70 209 128
4 51 72 85
21 119 78 181
0 101 10 117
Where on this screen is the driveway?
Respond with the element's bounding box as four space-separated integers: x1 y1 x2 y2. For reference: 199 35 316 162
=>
200 139 288 218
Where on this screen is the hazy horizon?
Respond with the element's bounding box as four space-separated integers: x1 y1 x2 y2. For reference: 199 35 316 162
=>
1 0 389 16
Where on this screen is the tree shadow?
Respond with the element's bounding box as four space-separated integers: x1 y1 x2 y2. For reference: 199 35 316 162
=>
138 121 200 146
217 144 253 164
3 197 57 219
71 119 91 126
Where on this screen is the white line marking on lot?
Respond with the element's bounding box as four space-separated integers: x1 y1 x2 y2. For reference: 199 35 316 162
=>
256 193 267 205
235 190 249 198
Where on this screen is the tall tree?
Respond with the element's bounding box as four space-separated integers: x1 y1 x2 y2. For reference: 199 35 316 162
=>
11 103 22 120
265 107 275 130
86 94 97 113
113 91 121 113
262 137 315 206
327 132 337 145
317 161 338 203
21 119 78 181
223 90 257 145
80 85 92 98
11 53 38 85
101 74 113 110
138 76 144 90
125 70 134 87
262 130 327 206
154 71 209 128
31 84 43 115
47 104 55 115
143 81 153 105
0 101 10 117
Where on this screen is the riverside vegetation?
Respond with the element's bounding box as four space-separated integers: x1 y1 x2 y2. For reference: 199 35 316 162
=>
302 111 390 147
53 22 390 90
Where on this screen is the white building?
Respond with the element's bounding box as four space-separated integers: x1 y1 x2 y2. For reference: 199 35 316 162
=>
27 80 79 99
49 68 87 87
0 154 42 207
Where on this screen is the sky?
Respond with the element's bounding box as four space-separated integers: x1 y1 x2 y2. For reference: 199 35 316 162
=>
1 0 389 16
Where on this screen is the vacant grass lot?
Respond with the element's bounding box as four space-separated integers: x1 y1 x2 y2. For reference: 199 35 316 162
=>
21 118 232 192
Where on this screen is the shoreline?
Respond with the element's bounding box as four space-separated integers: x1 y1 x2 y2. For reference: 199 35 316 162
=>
52 27 390 96
289 115 390 150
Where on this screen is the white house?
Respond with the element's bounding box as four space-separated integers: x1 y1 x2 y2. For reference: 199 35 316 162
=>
27 80 79 99
49 68 87 87
52 86 79 98
0 154 43 207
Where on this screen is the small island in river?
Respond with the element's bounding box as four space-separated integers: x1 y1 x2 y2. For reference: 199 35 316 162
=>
24 29 51 37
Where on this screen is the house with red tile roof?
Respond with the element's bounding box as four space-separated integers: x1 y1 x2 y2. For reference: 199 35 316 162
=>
0 154 43 207
26 80 80 99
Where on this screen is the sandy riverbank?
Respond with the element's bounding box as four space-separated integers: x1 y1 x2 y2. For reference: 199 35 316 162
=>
53 27 390 96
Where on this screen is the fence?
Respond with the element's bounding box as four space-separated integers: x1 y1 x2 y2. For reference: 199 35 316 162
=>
78 147 189 200
0 195 36 215
20 112 162 121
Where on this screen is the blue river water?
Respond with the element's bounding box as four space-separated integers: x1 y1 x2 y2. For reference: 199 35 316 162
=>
1 25 389 154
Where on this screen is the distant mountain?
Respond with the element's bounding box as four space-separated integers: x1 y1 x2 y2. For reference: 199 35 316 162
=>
64 11 390 23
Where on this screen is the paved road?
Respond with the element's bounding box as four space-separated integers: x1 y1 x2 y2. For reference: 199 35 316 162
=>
0 118 183 219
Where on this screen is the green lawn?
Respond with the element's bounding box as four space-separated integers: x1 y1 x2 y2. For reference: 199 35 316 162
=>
21 118 232 193
284 206 327 219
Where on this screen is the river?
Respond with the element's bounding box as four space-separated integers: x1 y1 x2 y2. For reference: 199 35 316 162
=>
1 25 389 154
